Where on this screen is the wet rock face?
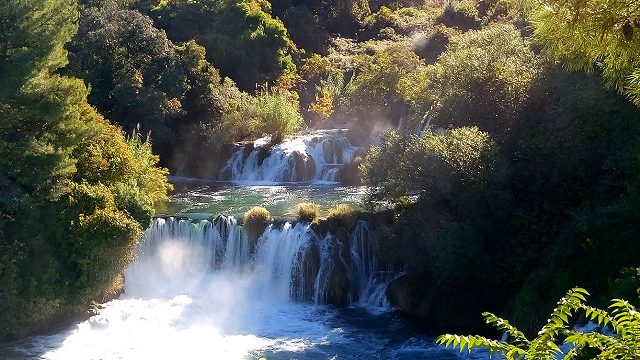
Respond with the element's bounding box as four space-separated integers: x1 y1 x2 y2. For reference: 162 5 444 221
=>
300 242 321 301
256 146 271 167
325 259 351 306
322 137 344 164
290 151 315 181
242 143 254 160
338 148 366 185
385 273 431 320
338 160 361 186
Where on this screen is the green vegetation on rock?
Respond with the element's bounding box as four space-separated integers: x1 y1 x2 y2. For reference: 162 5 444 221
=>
295 203 321 224
243 206 272 244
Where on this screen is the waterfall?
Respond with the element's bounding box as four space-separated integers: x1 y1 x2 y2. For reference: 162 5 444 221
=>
218 130 359 183
126 216 389 309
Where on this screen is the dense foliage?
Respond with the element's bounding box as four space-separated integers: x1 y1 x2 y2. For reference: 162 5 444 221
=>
0 0 169 339
360 127 498 198
150 0 298 91
3 0 640 343
359 0 640 333
400 23 539 134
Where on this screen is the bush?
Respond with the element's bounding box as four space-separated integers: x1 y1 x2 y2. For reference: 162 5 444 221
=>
360 127 498 198
251 92 304 144
326 204 358 230
243 206 271 243
345 43 422 122
362 6 435 38
295 202 321 223
414 25 455 64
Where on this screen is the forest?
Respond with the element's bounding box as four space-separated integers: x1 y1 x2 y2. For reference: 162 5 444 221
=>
1 0 639 358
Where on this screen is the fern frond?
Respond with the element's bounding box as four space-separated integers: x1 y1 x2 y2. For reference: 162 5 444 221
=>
608 299 639 338
437 334 507 354
582 305 614 328
565 330 617 352
482 312 531 347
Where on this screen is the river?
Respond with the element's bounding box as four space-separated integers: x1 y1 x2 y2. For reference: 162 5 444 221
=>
1 132 490 359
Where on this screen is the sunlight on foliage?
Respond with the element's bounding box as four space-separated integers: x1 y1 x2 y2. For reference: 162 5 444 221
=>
439 288 640 360
522 0 640 106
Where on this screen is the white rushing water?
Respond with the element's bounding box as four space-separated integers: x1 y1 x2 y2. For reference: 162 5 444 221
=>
219 130 360 184
127 217 386 306
4 216 487 360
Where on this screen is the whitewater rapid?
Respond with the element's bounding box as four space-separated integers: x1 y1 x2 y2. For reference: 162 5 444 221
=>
3 216 485 360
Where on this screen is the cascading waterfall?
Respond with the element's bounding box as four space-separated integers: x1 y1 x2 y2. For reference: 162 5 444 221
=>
218 130 359 183
127 216 389 309
3 207 475 360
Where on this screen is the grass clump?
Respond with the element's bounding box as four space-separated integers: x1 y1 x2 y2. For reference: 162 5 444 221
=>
295 202 321 224
326 204 358 230
243 206 271 243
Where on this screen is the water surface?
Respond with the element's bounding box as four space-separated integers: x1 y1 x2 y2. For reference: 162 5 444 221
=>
157 179 368 218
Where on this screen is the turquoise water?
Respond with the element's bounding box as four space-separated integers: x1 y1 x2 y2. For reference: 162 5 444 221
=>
157 179 368 219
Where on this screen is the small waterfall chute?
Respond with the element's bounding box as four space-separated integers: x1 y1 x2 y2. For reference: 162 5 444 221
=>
219 130 360 183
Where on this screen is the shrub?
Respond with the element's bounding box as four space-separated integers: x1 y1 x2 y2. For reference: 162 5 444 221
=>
251 92 303 144
414 25 455 64
243 206 271 243
326 204 358 230
360 127 498 198
344 43 422 121
359 130 408 198
295 202 321 223
362 6 435 38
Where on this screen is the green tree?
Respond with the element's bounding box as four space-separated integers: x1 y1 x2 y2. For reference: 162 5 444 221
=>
67 7 185 160
524 0 640 105
399 23 539 134
360 127 498 197
68 7 243 171
345 43 423 124
152 0 298 91
0 0 170 339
